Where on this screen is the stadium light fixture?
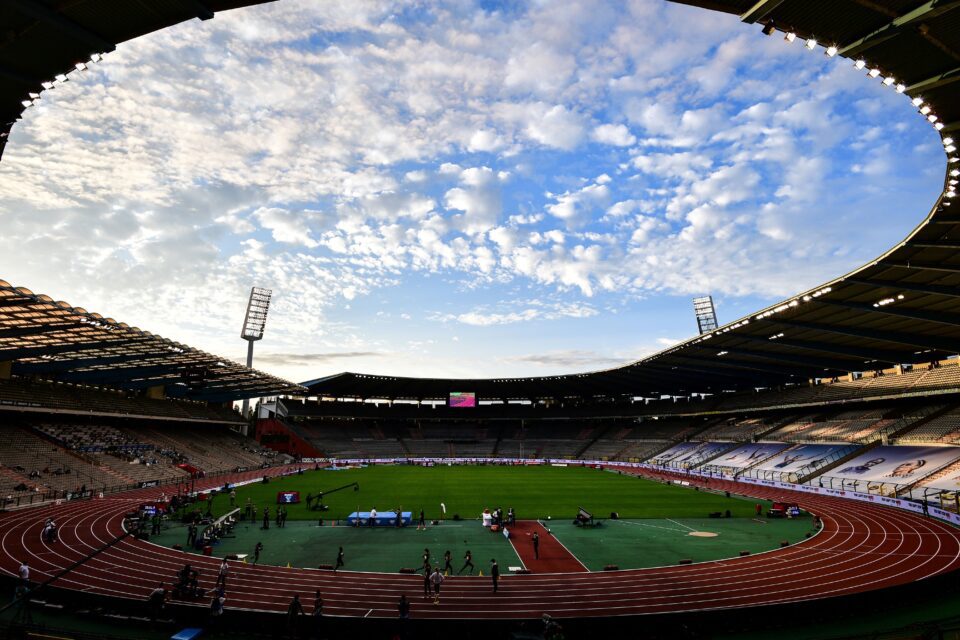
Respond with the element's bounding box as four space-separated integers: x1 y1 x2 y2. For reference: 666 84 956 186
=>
868 68 881 78
882 76 895 86
90 53 102 63
28 92 39 99
825 46 838 57
784 32 796 42
805 38 817 50
947 145 957 153
935 123 945 131
920 105 932 115
75 62 86 71
951 169 960 177
239 286 273 423
854 59 866 70
911 97 924 107
927 114 938 123
54 74 67 83
895 84 906 93
944 138 954 146
20 100 32 108
762 22 776 36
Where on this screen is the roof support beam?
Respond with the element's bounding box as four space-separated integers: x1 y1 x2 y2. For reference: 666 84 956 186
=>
11 351 193 374
817 298 960 327
740 0 788 23
905 240 960 249
929 216 960 224
845 277 960 299
6 0 116 53
0 339 154 361
702 345 858 373
766 319 960 354
880 260 960 275
56 364 188 385
906 64 960 93
0 322 88 340
840 0 960 58
729 332 913 364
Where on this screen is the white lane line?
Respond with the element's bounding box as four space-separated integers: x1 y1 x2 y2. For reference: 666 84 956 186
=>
609 520 689 534
666 518 697 532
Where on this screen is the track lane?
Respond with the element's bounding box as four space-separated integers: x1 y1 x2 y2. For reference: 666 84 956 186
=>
0 466 958 620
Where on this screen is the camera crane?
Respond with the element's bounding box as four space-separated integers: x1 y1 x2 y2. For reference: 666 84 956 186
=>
306 482 359 511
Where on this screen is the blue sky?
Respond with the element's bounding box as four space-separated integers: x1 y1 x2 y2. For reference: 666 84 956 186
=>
0 0 946 384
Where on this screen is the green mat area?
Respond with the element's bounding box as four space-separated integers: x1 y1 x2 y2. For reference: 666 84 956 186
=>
201 465 769 521
546 516 814 570
152 519 520 573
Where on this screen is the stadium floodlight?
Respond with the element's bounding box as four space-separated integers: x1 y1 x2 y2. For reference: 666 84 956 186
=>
912 97 924 107
693 296 719 335
75 62 86 71
241 287 272 341
854 59 866 70
895 84 906 93
41 81 54 90
882 76 895 86
927 114 938 123
784 32 796 42
868 68 881 78
825 46 838 57
761 22 776 36
944 138 954 146
920 105 931 115
805 38 817 50
239 286 273 424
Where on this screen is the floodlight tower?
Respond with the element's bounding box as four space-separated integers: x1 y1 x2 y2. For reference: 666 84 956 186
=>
240 287 273 426
693 295 719 335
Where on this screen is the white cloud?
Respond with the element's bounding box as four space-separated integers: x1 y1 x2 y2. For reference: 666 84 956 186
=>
592 123 636 147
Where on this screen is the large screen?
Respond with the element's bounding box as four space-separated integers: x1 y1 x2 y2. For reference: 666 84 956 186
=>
449 392 476 408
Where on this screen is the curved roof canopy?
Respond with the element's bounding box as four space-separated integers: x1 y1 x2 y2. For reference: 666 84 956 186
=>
0 0 276 160
2 0 959 402
0 280 306 402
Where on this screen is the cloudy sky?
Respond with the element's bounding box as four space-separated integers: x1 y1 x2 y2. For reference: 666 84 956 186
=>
0 0 945 384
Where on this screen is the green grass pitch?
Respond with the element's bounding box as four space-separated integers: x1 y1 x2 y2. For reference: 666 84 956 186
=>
199 464 768 521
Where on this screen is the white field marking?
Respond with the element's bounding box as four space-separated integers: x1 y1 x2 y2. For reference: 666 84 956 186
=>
665 518 697 532
608 520 689 534
539 521 589 572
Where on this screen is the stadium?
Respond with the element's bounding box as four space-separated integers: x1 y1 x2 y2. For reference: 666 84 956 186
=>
1 1 960 639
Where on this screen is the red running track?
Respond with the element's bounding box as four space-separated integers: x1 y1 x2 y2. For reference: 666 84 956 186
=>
1 465 959 620
508 520 588 573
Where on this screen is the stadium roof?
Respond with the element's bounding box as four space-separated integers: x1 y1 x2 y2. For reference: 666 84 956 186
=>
0 279 306 402
303 0 960 401
0 0 276 161
2 0 959 402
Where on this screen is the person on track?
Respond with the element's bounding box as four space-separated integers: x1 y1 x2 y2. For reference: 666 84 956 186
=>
417 508 426 531
253 541 263 565
398 594 409 619
443 550 453 574
286 594 304 637
262 506 270 530
423 566 432 599
334 546 344 571
532 531 540 559
430 566 444 604
18 561 29 587
420 548 430 573
216 558 228 589
458 550 474 575
490 558 500 593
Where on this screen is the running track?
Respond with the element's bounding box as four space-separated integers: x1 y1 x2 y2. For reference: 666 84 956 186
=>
1 465 959 620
